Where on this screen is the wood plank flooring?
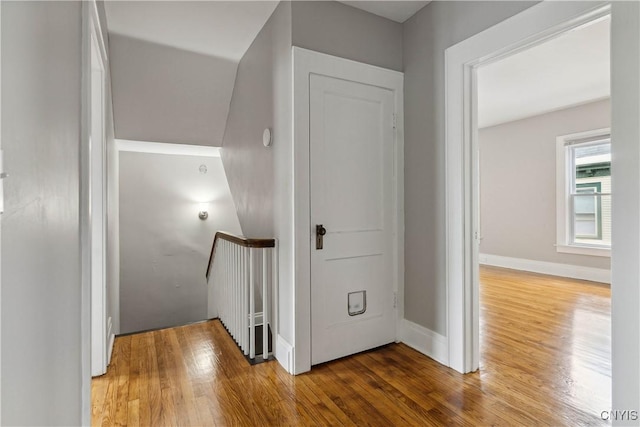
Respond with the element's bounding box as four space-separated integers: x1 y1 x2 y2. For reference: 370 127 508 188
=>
93 266 611 426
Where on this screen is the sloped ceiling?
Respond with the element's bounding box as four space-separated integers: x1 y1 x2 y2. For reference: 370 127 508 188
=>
478 16 610 128
103 1 429 145
105 1 279 60
104 1 278 146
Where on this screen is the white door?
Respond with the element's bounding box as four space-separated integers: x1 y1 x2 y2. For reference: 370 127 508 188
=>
310 74 396 365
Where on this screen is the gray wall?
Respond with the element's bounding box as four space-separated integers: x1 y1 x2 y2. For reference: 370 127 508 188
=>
479 99 611 270
109 34 237 146
119 152 241 334
611 0 640 414
221 0 405 354
220 2 294 346
292 1 403 71
402 1 538 335
221 2 282 237
270 3 295 347
1 1 83 424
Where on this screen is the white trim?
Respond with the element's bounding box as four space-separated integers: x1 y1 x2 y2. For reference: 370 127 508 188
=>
555 128 611 257
556 244 610 258
275 334 294 374
81 1 109 423
445 1 611 374
90 15 108 379
293 47 404 374
107 333 115 365
106 316 113 365
116 139 221 157
399 319 449 366
479 253 611 284
0 1 3 420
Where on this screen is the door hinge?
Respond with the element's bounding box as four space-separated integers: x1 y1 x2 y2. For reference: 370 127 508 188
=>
392 113 397 130
393 291 397 308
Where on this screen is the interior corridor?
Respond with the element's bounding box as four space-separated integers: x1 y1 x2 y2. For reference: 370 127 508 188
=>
92 266 610 426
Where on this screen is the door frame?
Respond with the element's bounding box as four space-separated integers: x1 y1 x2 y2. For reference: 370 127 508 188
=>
89 2 109 378
81 1 109 421
292 47 404 374
444 1 610 374
0 1 3 421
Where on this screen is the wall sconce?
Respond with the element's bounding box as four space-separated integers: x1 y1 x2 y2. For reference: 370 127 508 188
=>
198 203 209 220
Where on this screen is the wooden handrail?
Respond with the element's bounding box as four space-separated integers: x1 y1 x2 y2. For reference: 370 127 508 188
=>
206 231 275 280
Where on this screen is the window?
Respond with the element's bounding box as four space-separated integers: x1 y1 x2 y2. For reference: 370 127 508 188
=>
556 129 611 257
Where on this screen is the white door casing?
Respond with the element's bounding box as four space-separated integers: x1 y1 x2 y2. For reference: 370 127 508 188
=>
293 47 404 374
444 1 611 374
0 2 3 420
310 74 396 365
88 1 109 378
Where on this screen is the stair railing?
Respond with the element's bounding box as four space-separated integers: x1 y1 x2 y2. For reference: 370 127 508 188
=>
206 231 277 361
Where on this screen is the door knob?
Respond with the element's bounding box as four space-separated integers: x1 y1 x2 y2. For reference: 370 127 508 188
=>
316 224 327 250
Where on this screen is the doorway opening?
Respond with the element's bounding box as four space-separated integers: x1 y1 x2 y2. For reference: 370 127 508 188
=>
473 15 612 414
444 1 611 374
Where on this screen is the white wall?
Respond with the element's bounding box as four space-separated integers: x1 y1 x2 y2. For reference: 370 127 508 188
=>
1 1 84 424
479 99 610 270
119 152 241 334
109 34 237 146
402 0 538 335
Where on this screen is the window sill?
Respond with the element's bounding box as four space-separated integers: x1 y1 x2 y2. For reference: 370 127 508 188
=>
556 244 611 257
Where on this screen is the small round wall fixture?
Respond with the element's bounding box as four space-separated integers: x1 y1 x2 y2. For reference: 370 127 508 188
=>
198 203 209 220
263 128 272 147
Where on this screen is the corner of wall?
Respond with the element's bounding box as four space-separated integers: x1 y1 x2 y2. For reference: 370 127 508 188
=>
398 318 449 366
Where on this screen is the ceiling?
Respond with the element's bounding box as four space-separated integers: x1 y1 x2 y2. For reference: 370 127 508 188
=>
104 1 279 61
338 1 430 23
477 16 610 129
104 1 429 62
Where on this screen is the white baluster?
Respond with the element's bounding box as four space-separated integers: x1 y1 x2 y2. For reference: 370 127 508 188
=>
242 246 249 355
231 244 235 340
262 249 268 359
224 242 228 331
235 244 239 343
224 241 228 329
249 247 255 359
272 244 278 347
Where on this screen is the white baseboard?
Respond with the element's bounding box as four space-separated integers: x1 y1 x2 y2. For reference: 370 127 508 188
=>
107 316 115 365
275 334 294 374
479 253 611 284
107 333 115 365
399 319 449 366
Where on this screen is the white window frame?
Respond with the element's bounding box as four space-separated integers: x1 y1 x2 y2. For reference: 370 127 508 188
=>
556 128 611 257
574 183 601 240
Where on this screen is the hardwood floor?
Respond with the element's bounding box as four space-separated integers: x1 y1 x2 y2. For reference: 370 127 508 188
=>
93 266 611 426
